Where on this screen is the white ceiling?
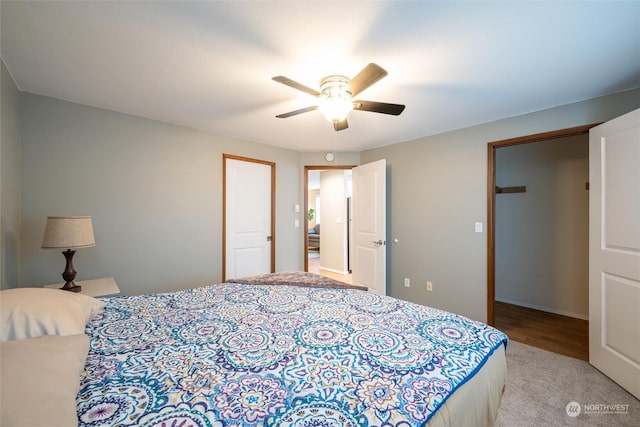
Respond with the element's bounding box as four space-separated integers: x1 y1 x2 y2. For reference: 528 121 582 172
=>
2 1 639 152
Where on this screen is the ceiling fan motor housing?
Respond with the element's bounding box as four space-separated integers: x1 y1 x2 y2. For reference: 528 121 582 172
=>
319 75 351 99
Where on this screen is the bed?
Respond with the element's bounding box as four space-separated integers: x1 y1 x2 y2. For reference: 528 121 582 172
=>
0 273 508 427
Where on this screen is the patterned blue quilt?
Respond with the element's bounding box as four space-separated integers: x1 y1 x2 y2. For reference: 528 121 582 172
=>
77 283 507 426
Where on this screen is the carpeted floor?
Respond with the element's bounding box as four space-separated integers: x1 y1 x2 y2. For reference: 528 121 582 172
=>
495 341 639 426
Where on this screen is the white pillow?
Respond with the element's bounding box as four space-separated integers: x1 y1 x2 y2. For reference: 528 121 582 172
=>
0 333 89 427
0 287 105 342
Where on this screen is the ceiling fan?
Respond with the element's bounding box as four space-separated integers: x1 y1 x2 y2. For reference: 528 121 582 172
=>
272 63 405 131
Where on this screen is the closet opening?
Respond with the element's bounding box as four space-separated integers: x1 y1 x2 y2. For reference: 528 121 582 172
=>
487 124 598 360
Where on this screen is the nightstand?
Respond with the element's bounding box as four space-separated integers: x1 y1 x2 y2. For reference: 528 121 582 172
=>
44 277 120 297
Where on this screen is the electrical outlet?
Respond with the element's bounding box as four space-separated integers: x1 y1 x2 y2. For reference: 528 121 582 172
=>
404 278 410 288
426 281 433 292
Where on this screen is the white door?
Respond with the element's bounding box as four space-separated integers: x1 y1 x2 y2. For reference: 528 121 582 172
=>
225 157 273 280
352 159 386 295
589 108 640 399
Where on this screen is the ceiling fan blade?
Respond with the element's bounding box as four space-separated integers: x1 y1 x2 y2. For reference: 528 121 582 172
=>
348 63 388 97
333 118 349 131
275 105 318 118
272 76 320 97
354 100 405 116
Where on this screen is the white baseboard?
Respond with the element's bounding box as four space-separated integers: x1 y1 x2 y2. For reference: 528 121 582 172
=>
495 297 588 320
319 266 349 275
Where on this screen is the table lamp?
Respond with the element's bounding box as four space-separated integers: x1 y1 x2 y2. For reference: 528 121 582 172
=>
41 216 95 292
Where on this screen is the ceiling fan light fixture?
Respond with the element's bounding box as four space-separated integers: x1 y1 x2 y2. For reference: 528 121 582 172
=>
319 96 353 122
318 75 353 122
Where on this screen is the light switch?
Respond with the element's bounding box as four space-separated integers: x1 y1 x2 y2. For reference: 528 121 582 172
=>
475 222 483 233
294 204 300 213
336 217 342 224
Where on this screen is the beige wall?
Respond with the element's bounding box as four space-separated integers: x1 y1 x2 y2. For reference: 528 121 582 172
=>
1 59 21 289
495 135 589 319
361 88 640 322
319 170 348 273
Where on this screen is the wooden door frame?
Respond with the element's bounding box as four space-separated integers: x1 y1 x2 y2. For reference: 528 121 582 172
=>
303 165 356 272
223 154 276 281
486 124 598 326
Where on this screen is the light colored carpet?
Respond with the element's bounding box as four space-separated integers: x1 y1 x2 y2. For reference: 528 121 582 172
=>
495 341 639 426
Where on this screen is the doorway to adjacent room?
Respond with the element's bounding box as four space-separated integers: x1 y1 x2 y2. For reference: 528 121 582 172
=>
304 165 354 284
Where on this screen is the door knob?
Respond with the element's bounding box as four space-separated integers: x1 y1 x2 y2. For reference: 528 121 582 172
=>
373 239 384 246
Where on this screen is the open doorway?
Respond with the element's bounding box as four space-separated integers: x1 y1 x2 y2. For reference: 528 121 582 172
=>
487 124 597 360
304 165 355 284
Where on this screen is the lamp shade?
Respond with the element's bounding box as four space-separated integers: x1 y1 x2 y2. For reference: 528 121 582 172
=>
42 216 96 249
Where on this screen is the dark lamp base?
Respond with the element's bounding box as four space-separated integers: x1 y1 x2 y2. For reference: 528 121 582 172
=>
60 250 82 292
61 281 82 293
